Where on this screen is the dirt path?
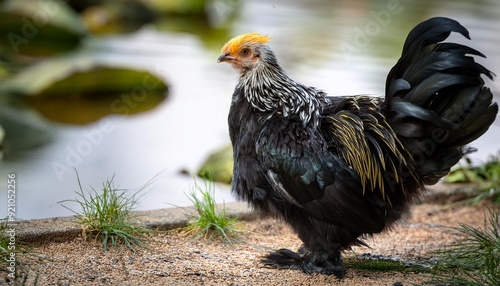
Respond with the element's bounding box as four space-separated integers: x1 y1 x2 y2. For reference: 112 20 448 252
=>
7 201 493 285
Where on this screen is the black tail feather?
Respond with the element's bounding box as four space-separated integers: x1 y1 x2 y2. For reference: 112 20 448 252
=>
384 17 498 185
400 17 469 59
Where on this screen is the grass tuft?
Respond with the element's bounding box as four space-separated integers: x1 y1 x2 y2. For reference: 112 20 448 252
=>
0 218 14 282
182 179 242 245
60 171 152 252
0 218 9 261
346 258 407 272
430 209 500 285
0 218 31 284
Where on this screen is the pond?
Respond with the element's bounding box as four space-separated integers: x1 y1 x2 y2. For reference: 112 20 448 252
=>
1 0 499 219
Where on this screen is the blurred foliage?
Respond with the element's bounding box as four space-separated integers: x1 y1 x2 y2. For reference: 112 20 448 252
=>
0 51 168 124
0 0 237 157
0 124 4 159
152 0 240 51
37 67 165 97
445 155 500 204
198 144 233 185
80 0 157 34
26 67 168 124
65 0 105 13
77 0 240 41
141 0 206 15
0 104 54 158
0 0 237 52
0 0 87 56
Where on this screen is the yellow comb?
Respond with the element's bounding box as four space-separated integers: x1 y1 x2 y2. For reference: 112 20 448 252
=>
221 32 272 55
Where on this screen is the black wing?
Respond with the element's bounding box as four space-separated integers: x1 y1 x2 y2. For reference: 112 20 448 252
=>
257 116 386 234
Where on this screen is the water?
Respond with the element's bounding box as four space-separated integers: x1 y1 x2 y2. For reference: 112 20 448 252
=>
1 0 499 219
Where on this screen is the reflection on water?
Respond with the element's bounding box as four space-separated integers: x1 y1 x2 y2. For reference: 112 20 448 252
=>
1 0 499 219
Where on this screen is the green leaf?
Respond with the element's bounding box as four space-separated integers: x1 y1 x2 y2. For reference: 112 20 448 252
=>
0 0 87 56
445 167 483 183
0 53 168 124
27 67 168 124
197 144 234 184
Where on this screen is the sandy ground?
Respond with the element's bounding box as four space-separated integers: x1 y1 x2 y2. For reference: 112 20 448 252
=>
4 199 494 286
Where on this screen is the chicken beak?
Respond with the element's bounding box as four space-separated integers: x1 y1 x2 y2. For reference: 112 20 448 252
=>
217 54 235 63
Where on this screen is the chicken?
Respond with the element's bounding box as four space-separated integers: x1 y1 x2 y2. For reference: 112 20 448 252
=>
217 17 498 278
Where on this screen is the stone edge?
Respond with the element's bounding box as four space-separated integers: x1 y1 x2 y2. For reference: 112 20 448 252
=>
11 183 471 245
14 202 257 245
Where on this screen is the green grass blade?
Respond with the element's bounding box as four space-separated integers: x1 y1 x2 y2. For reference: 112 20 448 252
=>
58 170 155 252
183 178 243 245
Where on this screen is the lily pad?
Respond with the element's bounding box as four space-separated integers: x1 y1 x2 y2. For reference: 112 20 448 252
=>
25 66 168 124
0 51 168 124
0 0 87 56
198 144 233 184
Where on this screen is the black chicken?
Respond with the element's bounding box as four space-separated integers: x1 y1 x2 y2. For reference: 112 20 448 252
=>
217 17 498 278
